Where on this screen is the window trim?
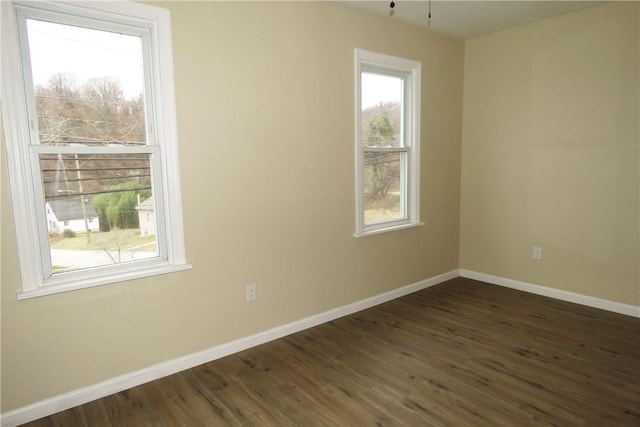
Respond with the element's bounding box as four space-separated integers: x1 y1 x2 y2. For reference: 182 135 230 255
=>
354 49 422 237
1 0 191 299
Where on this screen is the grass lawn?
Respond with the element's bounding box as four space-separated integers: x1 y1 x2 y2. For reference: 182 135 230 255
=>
364 193 402 223
50 229 157 252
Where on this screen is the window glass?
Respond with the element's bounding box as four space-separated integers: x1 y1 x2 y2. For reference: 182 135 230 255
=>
361 72 403 148
364 152 403 223
27 19 146 146
40 153 158 273
361 71 407 226
26 19 158 275
355 49 420 237
3 0 189 297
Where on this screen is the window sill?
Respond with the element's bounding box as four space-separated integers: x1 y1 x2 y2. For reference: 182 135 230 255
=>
17 263 192 300
354 221 424 238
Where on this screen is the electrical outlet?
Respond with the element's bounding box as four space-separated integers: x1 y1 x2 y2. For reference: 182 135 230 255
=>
246 283 257 302
533 246 543 260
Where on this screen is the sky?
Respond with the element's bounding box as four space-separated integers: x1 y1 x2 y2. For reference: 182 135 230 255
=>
361 72 402 109
26 18 401 107
26 19 144 99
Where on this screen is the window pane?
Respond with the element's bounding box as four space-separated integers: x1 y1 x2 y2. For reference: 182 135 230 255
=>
364 151 404 224
361 72 403 147
27 19 146 146
40 153 158 273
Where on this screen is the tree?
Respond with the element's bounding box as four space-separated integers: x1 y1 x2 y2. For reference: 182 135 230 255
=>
36 74 151 233
363 115 400 200
92 182 151 231
363 115 394 146
35 73 145 145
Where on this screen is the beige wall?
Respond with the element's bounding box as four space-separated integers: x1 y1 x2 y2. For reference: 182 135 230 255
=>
460 2 640 305
1 2 464 411
5 0 638 415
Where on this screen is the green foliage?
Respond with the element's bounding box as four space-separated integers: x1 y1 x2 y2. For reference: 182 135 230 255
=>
363 115 400 200
362 101 401 145
63 228 77 238
36 74 153 231
92 182 151 231
364 115 395 146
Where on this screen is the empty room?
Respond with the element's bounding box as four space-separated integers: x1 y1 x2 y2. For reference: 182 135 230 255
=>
1 0 638 426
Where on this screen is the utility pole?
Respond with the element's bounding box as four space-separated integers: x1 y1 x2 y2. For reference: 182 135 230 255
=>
75 154 91 244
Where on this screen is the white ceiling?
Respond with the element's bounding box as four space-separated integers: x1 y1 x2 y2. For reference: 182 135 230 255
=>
341 1 607 40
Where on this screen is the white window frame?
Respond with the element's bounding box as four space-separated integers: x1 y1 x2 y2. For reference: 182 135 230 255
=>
1 0 191 299
354 49 422 237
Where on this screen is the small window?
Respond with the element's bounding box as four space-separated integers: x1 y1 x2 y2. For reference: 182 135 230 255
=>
355 49 422 237
2 0 190 298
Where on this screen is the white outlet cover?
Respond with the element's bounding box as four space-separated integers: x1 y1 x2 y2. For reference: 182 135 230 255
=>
246 284 257 301
533 246 543 260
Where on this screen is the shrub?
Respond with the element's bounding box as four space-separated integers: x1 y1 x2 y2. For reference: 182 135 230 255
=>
63 229 77 238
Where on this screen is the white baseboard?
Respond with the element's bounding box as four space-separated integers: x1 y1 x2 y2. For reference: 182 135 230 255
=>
7 268 634 426
1 269 458 427
459 269 640 318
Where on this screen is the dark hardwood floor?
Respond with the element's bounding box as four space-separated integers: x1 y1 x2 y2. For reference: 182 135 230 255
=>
22 278 640 426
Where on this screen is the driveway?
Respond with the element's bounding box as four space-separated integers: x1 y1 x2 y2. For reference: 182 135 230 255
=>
51 247 157 270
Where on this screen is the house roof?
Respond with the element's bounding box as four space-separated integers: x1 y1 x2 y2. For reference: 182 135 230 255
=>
47 199 98 221
135 197 154 211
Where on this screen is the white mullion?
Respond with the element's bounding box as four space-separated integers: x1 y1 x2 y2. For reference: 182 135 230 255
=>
18 6 58 282
362 146 408 154
147 148 168 261
2 1 43 291
355 49 364 235
409 60 420 224
29 148 54 280
401 70 410 220
15 8 40 145
139 19 169 262
400 151 408 220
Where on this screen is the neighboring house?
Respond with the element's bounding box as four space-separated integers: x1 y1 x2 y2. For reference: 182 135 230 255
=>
46 199 100 235
135 197 156 236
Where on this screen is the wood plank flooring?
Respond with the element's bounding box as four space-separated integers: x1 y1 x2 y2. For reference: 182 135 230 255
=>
22 278 640 426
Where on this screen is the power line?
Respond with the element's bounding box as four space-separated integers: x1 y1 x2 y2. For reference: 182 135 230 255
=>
36 94 143 107
39 116 144 130
28 25 140 57
41 166 150 172
40 155 150 161
41 141 147 146
42 173 150 184
46 186 152 200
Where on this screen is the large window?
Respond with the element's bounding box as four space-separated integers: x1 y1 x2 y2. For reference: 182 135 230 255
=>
355 49 422 236
2 0 190 298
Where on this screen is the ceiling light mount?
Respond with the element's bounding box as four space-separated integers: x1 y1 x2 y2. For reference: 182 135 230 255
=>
388 1 433 26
